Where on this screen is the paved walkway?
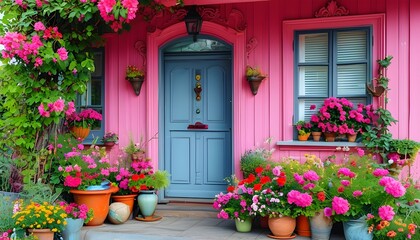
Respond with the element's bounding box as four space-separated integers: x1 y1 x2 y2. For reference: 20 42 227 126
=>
81 203 345 240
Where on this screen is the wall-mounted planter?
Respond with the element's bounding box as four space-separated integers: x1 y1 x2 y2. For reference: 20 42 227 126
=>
366 83 385 97
127 77 145 96
247 76 266 95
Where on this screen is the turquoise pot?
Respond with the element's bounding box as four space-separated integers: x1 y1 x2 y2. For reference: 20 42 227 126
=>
62 218 84 240
137 190 158 217
235 217 253 232
343 218 373 240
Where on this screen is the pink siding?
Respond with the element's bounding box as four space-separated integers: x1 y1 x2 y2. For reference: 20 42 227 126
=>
104 0 420 181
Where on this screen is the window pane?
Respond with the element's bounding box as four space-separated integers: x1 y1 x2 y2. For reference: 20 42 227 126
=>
91 79 102 105
298 66 328 96
337 31 367 62
337 64 367 95
92 52 103 77
299 33 328 63
298 99 324 121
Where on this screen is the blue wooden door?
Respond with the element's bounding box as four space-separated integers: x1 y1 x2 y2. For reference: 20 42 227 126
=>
164 54 232 198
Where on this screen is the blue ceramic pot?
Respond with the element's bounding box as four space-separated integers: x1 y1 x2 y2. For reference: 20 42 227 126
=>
343 217 372 240
62 218 84 240
137 190 158 218
86 181 110 190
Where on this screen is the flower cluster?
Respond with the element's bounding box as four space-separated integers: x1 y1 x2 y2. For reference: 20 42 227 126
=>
126 65 145 79
55 144 116 190
58 201 93 224
295 120 312 136
102 132 119 143
128 170 170 192
12 201 68 232
66 108 102 128
97 0 139 32
213 176 255 221
38 99 75 118
310 97 371 135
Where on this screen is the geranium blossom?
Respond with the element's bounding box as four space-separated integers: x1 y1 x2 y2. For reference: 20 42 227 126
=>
331 196 350 215
303 170 320 181
352 190 363 197
378 205 395 221
287 190 313 207
373 168 389 177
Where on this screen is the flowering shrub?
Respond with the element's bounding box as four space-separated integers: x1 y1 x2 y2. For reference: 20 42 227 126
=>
128 170 170 191
58 201 93 224
66 109 102 128
13 201 68 232
126 65 145 79
54 144 116 191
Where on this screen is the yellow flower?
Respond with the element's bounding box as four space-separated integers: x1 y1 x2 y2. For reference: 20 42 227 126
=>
57 220 61 224
52 228 58 232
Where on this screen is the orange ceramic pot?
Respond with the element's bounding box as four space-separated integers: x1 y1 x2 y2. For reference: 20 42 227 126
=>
70 126 90 140
268 216 296 237
28 229 54 240
298 133 311 141
296 215 311 237
111 194 137 213
70 186 119 226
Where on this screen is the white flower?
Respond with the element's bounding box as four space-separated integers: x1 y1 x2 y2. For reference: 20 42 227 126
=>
388 159 394 164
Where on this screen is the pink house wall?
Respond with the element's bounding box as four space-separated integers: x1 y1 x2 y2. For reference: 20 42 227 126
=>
104 0 420 181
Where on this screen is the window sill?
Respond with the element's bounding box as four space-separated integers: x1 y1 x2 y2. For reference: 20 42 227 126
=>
276 140 363 151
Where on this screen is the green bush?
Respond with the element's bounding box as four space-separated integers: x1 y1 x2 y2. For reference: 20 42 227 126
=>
240 150 269 178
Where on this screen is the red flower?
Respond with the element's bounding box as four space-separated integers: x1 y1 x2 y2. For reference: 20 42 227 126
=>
255 167 264 175
317 192 326 201
139 173 145 179
140 184 148 190
227 185 235 192
338 186 345 193
245 174 256 184
260 176 271 185
253 183 262 191
130 186 139 192
132 174 140 181
277 176 286 186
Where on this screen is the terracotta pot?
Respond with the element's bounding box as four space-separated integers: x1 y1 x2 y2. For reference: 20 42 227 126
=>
70 126 90 140
268 216 296 237
298 132 311 141
310 211 333 240
324 132 336 142
28 229 54 240
296 215 311 237
347 133 357 142
312 132 322 141
111 194 137 214
70 186 119 226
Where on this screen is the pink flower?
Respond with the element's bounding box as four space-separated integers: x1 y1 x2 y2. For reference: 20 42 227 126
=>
34 21 45 31
353 190 363 197
77 144 84 150
303 170 320 181
34 57 43 67
58 166 63 171
65 166 73 172
217 210 229 219
373 168 389 177
379 176 394 187
357 148 365 157
366 213 374 220
378 205 395 221
310 104 316 110
324 207 332 217
341 180 350 187
38 104 50 117
272 166 282 177
73 164 81 172
303 183 315 190
64 175 82 188
384 179 406 198
293 173 305 185
337 168 356 178
51 99 65 112
287 190 313 207
332 196 350 215
57 47 68 61
100 168 110 176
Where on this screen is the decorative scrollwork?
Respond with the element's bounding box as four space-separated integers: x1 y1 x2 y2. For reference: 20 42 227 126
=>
246 37 258 59
315 0 349 18
134 40 147 67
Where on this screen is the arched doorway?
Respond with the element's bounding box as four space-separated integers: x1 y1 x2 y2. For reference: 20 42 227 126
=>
161 37 233 199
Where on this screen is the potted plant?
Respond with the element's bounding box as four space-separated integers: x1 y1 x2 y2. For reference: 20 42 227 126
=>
124 137 145 160
126 65 145 96
213 175 256 232
245 65 267 95
66 108 102 141
128 168 170 220
295 120 312 141
390 139 420 163
52 143 118 226
58 201 93 240
13 201 68 240
101 132 119 146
